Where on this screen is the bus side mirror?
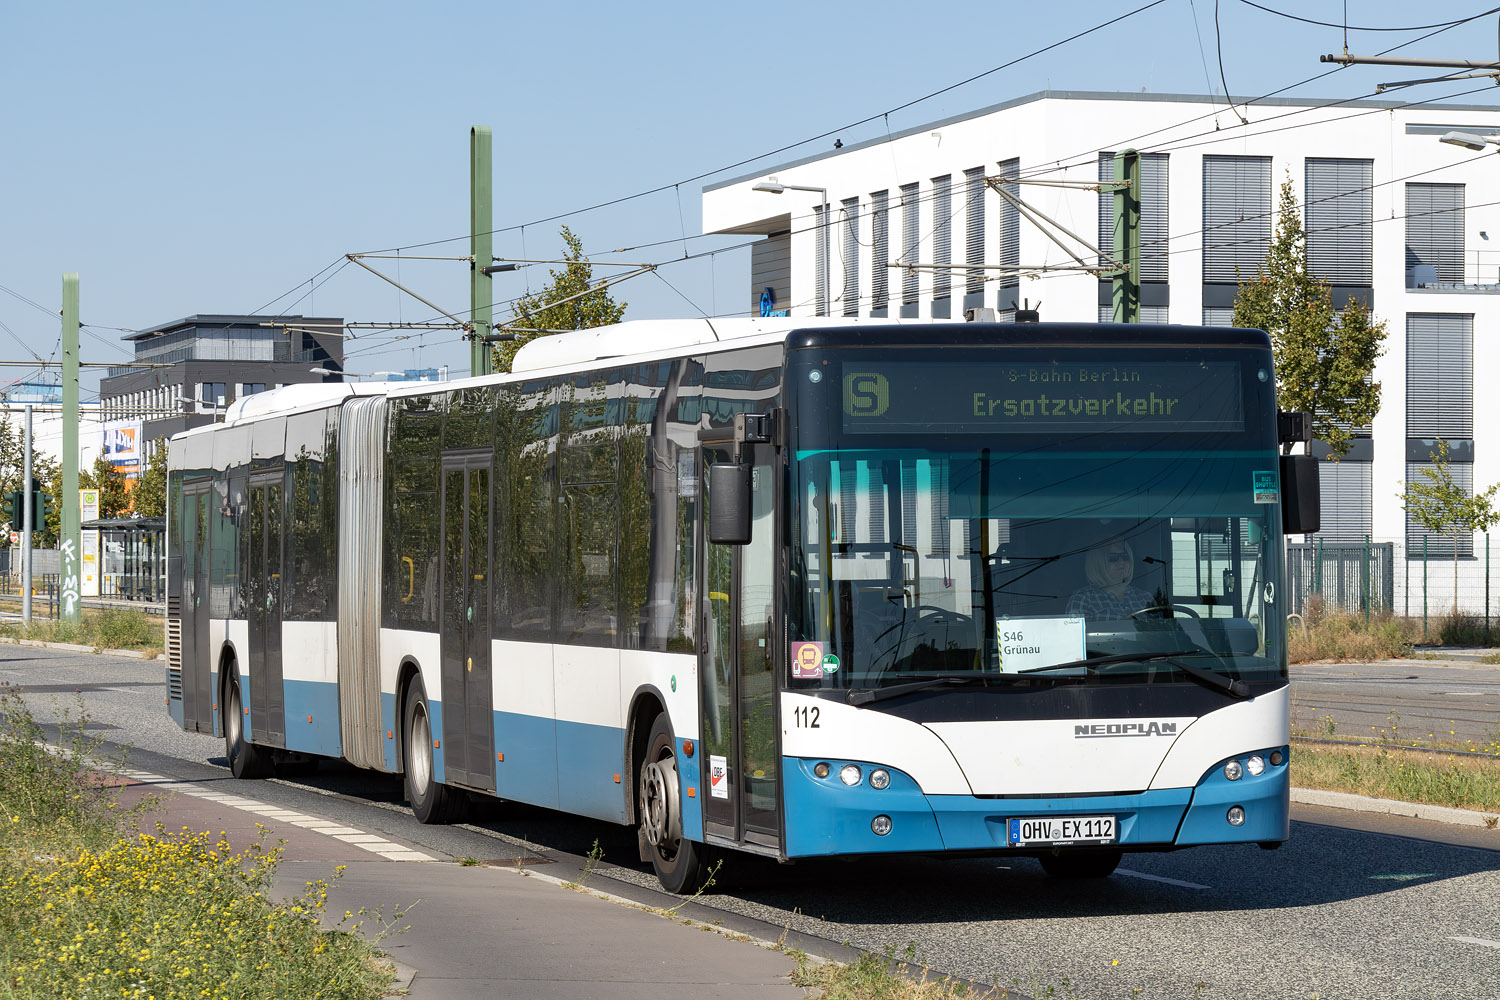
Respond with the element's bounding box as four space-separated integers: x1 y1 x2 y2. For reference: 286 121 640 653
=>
1280 453 1320 536
707 463 753 545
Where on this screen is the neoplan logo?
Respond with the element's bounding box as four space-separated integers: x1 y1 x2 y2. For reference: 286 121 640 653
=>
1074 721 1178 738
843 372 889 416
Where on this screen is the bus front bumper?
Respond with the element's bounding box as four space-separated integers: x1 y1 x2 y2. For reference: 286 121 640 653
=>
781 752 1290 858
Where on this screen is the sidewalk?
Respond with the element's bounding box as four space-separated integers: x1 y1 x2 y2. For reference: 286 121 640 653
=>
109 768 810 1000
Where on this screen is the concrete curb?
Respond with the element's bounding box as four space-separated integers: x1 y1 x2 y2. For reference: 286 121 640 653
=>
0 635 166 660
382 959 417 998
1292 787 1499 829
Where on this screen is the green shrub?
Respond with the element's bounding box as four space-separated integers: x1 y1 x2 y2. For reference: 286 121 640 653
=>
1435 610 1493 647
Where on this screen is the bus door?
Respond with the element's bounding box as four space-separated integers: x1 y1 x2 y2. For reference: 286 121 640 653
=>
439 452 494 792
181 481 212 733
699 441 782 852
247 471 286 747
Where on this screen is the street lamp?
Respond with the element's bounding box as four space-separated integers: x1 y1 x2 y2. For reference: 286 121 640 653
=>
754 177 830 316
1440 130 1500 151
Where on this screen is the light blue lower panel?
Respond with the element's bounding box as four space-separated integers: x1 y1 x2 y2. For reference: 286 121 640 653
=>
1175 749 1291 844
429 699 447 784
677 738 703 842
783 758 945 858
554 719 627 824
381 693 398 771
282 680 342 758
493 710 560 810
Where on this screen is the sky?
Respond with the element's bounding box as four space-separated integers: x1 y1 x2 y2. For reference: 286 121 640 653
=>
4 1 1500 397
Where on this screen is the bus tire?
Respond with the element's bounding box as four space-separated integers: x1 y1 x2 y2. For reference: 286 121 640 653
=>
223 672 273 779
403 676 466 824
638 714 714 894
1038 848 1123 879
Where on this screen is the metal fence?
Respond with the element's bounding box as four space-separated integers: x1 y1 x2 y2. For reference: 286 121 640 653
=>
1288 534 1497 639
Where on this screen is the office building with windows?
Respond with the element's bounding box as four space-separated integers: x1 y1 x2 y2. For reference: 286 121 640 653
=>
97 314 345 463
703 90 1500 612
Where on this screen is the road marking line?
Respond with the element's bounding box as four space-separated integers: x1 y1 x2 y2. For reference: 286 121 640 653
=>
1452 936 1500 949
1116 868 1211 889
85 759 435 862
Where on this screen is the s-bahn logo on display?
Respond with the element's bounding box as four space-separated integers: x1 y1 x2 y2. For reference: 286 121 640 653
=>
1073 721 1178 738
843 372 889 417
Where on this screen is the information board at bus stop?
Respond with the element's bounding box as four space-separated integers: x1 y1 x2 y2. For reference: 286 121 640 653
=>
80 489 99 598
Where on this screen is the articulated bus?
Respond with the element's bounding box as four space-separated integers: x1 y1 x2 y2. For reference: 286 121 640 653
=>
167 319 1318 891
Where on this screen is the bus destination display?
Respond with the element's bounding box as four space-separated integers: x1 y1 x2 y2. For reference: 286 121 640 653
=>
840 360 1243 435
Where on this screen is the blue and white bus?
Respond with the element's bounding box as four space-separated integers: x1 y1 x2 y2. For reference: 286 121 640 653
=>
166 319 1317 891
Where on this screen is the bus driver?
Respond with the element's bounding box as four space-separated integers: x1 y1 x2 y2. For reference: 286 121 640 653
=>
1066 541 1152 620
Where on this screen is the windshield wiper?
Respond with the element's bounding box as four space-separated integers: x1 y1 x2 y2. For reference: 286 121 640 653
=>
1018 648 1252 699
847 673 998 707
1016 649 1202 674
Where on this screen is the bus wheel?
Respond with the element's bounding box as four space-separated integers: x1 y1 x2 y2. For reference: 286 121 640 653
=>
638 715 714 894
403 676 466 824
1038 849 1123 879
223 673 273 779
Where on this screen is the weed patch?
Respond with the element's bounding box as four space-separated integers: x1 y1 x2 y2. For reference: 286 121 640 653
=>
0 683 398 999
1291 741 1500 814
0 607 164 655
1288 611 1411 664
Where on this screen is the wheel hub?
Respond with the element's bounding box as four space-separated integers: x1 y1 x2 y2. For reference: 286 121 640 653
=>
640 753 681 852
409 706 432 793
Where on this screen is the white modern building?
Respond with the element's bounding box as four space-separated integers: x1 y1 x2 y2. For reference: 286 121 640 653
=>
703 90 1500 616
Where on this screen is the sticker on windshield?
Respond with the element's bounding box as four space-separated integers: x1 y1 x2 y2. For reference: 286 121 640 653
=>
1253 470 1279 504
792 641 825 679
994 617 1086 673
821 654 840 674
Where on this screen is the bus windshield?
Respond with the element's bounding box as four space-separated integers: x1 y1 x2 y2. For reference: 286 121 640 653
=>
785 343 1287 693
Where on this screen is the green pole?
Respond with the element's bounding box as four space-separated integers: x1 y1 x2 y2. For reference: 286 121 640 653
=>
1422 535 1428 641
1363 534 1370 625
470 126 494 376
60 274 81 623
1315 536 1323 596
1111 149 1140 324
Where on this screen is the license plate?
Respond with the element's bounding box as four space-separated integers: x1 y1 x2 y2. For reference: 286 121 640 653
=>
1008 815 1116 847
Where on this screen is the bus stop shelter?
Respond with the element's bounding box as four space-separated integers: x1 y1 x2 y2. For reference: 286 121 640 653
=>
81 516 166 604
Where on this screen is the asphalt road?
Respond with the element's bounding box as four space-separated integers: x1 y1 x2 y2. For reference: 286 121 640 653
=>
1289 654 1500 746
5 643 1500 1000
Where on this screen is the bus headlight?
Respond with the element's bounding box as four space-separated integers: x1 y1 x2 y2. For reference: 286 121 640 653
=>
1224 759 1243 781
814 762 830 778
871 815 892 836
1227 806 1246 826
869 768 890 790
840 764 862 786
1246 755 1266 776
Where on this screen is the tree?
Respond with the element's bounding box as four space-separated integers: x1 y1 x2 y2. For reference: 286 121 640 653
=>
81 456 132 518
493 225 627 374
1398 438 1500 613
0 414 60 543
1233 176 1388 457
133 441 168 518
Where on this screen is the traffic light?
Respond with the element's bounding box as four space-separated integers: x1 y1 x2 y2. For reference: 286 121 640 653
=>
4 490 49 531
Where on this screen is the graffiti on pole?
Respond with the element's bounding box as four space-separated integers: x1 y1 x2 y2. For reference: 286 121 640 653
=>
60 537 80 618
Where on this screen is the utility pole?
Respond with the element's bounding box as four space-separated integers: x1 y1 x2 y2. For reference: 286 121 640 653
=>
61 274 81 623
470 126 494 376
1111 148 1140 323
22 404 32 624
